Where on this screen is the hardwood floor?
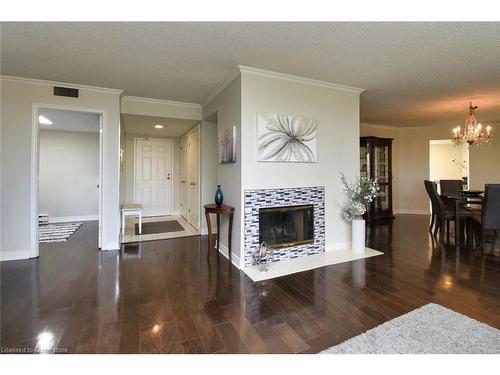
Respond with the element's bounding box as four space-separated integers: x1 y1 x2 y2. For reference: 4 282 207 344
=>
1 215 500 354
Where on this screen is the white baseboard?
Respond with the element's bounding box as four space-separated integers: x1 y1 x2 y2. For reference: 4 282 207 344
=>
0 250 32 262
49 215 98 223
217 242 241 269
394 209 429 215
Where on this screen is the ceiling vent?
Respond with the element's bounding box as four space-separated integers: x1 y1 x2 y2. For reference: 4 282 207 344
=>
53 86 79 98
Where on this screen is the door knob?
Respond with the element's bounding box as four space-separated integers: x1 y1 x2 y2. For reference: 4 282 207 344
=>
190 182 197 186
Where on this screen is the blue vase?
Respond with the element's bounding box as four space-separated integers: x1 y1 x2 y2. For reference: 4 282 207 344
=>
215 185 223 207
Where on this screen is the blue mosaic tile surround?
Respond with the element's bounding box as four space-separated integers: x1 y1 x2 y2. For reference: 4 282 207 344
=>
244 186 325 267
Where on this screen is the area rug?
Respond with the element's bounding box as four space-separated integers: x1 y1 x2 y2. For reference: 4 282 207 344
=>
321 303 500 354
135 220 185 235
39 223 82 243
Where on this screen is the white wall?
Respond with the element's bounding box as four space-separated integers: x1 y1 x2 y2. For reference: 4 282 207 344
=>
0 77 122 260
240 71 362 258
202 76 242 264
39 130 99 220
123 132 182 214
429 141 468 183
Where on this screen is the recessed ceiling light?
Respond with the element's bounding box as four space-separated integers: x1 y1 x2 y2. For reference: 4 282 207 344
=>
154 124 164 129
39 115 53 125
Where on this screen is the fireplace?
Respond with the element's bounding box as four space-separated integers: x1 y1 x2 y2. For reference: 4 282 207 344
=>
244 186 325 267
259 205 314 248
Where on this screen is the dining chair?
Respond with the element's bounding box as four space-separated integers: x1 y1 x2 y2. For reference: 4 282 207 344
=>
470 184 500 254
424 180 438 232
440 180 463 196
425 180 473 240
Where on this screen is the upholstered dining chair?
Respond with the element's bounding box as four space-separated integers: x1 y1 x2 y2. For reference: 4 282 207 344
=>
440 180 463 196
424 180 473 240
470 184 500 254
424 180 439 232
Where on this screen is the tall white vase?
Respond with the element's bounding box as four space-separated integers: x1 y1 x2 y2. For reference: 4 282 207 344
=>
352 218 366 253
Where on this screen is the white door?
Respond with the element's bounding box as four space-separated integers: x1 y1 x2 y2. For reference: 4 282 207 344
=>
135 138 173 217
187 127 200 229
180 134 189 220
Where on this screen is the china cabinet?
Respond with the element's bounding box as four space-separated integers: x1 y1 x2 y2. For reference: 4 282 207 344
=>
360 136 394 220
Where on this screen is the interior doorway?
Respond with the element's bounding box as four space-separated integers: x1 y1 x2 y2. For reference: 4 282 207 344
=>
119 113 201 243
32 105 104 257
429 139 469 191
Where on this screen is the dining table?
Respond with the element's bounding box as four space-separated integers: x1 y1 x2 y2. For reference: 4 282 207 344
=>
440 191 483 245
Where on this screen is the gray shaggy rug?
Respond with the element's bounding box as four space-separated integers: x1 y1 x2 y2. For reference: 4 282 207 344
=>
321 303 500 354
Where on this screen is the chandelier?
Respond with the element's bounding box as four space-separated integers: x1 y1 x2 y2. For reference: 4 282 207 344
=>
452 102 492 148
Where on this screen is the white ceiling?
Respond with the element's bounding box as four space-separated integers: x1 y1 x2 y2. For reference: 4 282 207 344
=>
122 114 198 137
2 22 500 126
38 108 100 132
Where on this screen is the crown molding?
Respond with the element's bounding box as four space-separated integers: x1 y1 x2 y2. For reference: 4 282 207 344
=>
0 75 123 94
122 95 201 109
237 65 365 94
203 66 241 106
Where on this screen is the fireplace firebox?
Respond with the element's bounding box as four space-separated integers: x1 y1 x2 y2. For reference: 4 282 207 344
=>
259 204 314 248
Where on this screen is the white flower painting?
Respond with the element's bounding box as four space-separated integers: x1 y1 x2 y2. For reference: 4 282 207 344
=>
257 113 318 162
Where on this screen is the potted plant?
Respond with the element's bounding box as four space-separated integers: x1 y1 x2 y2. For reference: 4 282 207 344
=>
339 172 381 253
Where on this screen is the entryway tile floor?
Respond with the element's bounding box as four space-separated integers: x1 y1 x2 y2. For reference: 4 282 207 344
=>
243 247 383 282
120 215 199 244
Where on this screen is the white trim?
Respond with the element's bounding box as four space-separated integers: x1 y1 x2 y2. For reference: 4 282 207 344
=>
218 242 241 270
0 251 31 262
48 215 99 223
203 67 241 105
191 124 202 231
122 95 201 109
31 103 108 258
394 209 430 215
30 106 39 258
133 137 174 217
238 65 366 94
1 75 123 94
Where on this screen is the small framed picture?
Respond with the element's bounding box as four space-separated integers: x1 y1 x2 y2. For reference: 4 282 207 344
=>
220 126 237 163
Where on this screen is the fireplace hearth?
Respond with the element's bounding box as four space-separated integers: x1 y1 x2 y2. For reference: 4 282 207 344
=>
259 205 314 248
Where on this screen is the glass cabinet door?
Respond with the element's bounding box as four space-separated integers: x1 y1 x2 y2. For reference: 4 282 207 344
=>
373 144 389 184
